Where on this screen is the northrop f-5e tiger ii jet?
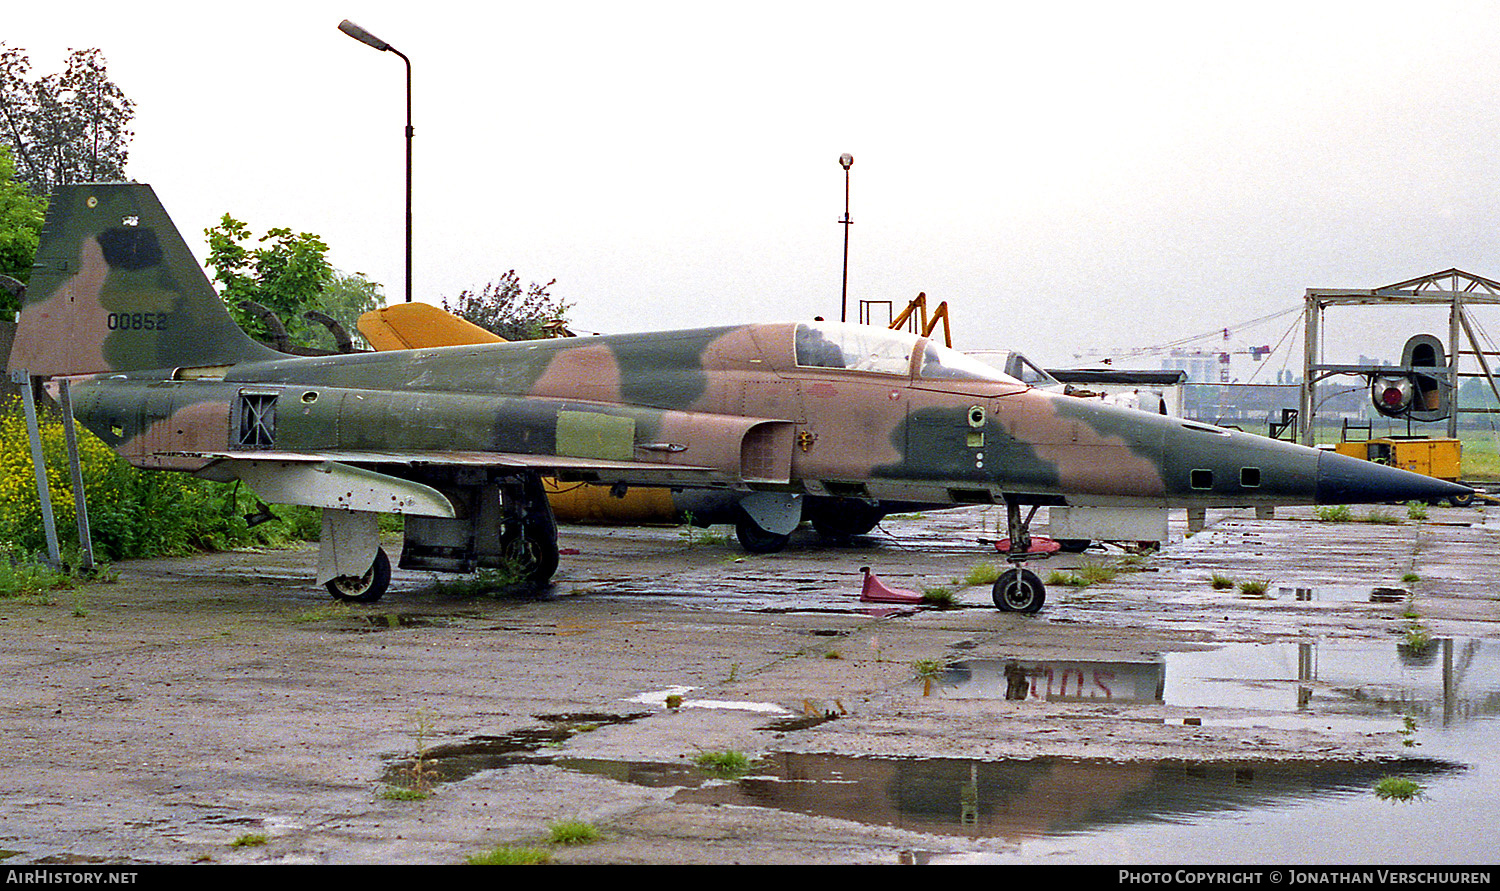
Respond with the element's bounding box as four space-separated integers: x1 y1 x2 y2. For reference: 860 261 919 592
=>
9 185 1471 611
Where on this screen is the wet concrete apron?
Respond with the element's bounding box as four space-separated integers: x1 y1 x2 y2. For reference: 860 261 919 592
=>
0 503 1495 864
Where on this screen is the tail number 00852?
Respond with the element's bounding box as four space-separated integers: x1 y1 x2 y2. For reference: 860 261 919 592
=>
106 312 170 331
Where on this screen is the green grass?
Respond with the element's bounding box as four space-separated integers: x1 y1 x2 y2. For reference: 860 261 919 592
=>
1210 573 1236 590
1315 505 1353 523
912 657 946 696
466 845 552 865
678 514 731 547
694 749 755 778
958 562 1000 587
547 819 600 846
1461 435 1500 481
1237 579 1271 598
1401 572 1421 583
0 555 79 598
229 833 268 848
1404 623 1433 651
432 564 534 597
378 785 430 801
920 586 957 607
1374 776 1426 802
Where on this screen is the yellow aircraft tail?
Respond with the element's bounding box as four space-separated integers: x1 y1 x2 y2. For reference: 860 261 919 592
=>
356 302 504 350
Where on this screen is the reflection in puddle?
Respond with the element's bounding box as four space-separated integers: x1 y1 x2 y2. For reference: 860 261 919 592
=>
1164 639 1500 726
942 659 1166 703
1267 585 1409 603
559 753 1456 841
943 639 1500 727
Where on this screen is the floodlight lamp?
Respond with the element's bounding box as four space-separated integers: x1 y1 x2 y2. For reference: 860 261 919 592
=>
339 19 392 52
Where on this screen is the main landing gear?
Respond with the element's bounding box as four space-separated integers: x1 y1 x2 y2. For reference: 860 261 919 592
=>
326 547 391 603
325 469 562 603
992 498 1048 614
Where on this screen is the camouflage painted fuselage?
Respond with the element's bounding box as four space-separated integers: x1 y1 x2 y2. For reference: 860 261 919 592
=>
64 319 1415 511
9 183 1473 593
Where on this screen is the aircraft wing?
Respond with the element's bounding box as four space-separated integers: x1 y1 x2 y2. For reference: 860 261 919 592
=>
185 448 723 476
179 449 736 518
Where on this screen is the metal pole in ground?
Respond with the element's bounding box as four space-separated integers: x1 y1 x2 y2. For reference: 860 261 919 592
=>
58 380 94 572
13 371 61 566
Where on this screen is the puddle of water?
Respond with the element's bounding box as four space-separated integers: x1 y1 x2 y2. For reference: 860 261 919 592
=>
392 639 1500 861
1266 585 1409 603
380 713 646 788
625 686 791 714
557 752 1456 844
942 658 1166 703
958 721 1500 864
1164 639 1500 726
940 639 1500 726
949 638 1500 862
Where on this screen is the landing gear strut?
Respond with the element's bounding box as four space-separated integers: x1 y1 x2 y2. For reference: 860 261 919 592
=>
496 473 560 584
398 469 560 588
991 498 1047 614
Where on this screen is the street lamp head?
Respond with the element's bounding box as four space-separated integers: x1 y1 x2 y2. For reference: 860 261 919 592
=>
839 153 853 170
339 19 392 52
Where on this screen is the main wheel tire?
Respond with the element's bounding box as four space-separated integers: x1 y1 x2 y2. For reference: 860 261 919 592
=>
500 526 560 585
1057 538 1091 553
735 512 791 554
326 547 391 603
1449 492 1475 507
992 567 1046 613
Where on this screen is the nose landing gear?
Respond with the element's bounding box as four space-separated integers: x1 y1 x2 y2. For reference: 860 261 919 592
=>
992 499 1050 614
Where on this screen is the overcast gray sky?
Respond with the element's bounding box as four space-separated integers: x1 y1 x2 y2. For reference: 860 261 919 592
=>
10 0 1500 370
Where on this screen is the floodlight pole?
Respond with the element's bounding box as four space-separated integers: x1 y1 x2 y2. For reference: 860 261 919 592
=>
339 19 414 303
839 153 853 323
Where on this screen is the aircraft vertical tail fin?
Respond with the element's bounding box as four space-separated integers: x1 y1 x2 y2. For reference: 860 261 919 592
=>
9 183 279 378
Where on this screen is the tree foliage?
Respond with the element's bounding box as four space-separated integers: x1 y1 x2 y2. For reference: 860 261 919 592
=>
0 45 135 197
204 214 385 352
319 271 385 350
205 214 335 348
0 144 46 311
442 271 570 341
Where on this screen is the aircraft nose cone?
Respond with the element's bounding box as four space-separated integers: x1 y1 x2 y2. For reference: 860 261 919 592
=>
1315 449 1473 505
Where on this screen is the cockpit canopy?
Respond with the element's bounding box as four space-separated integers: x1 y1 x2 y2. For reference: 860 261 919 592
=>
793 322 1029 386
966 350 1063 390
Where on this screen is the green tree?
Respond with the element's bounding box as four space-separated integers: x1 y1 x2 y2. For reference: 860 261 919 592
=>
205 214 335 348
204 214 388 352
0 143 46 312
0 45 134 196
317 271 385 350
442 270 570 341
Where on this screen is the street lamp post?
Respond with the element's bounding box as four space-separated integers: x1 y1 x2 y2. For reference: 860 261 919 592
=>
838 153 853 323
338 19 414 303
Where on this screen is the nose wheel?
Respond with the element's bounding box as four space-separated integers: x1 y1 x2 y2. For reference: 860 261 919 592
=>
992 498 1048 613
992 567 1045 613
